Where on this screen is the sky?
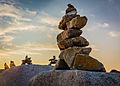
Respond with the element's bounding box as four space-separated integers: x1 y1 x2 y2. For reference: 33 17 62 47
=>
0 0 120 71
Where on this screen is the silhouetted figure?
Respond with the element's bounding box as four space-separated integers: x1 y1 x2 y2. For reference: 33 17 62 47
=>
21 55 32 65
4 63 9 70
49 56 57 65
10 61 16 68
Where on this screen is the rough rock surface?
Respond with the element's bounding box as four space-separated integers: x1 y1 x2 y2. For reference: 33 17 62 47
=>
73 54 106 72
59 47 92 59
59 48 105 72
58 15 79 30
0 65 52 86
66 16 87 29
0 69 4 73
57 29 82 42
28 70 120 86
58 36 89 50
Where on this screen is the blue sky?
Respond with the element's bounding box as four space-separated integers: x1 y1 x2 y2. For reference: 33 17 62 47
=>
0 0 120 71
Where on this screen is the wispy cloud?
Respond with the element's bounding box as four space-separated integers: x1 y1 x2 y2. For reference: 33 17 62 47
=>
108 31 120 37
0 1 61 57
86 22 110 31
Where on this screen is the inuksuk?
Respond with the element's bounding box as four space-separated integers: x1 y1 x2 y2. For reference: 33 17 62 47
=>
55 4 106 72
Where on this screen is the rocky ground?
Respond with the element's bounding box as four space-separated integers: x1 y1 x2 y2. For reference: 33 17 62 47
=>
28 70 120 86
0 65 52 86
0 69 4 73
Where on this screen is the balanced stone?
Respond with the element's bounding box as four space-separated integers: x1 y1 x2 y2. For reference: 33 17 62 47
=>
65 4 77 15
66 16 87 29
73 54 106 72
58 36 89 50
57 29 82 42
59 47 92 68
58 15 80 30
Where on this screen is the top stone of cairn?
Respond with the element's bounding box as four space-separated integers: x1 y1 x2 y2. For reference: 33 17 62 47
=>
58 4 88 30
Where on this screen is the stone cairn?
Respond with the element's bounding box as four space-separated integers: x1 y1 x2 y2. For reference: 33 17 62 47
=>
21 55 32 65
55 4 106 72
48 56 57 66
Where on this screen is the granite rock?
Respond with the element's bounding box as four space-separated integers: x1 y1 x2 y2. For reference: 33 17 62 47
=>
28 70 120 86
0 65 52 86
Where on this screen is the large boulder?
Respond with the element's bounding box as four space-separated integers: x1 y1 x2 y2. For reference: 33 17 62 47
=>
59 48 105 72
57 29 82 42
66 16 87 29
57 36 89 50
73 54 106 72
28 70 120 86
0 65 52 86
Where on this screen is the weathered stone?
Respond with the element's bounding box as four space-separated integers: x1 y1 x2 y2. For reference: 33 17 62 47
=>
73 54 106 72
66 16 87 29
57 36 89 50
54 59 70 70
58 15 80 30
0 65 52 86
57 29 82 42
59 47 92 68
29 70 120 86
65 4 77 15
59 47 92 59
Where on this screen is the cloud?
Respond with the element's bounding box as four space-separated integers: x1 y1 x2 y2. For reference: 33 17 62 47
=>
2 42 58 56
0 35 14 42
0 1 61 57
108 31 120 37
86 22 110 31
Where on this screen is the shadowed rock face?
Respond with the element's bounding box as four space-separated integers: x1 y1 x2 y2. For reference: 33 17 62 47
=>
28 70 120 86
0 65 52 86
54 59 70 70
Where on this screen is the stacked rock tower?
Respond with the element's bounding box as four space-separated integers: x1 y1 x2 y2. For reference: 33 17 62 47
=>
55 4 106 72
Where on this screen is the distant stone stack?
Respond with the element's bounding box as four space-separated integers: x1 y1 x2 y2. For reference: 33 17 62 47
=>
55 4 106 72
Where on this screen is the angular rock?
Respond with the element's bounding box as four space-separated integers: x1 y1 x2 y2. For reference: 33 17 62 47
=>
29 70 120 86
66 16 87 29
59 47 92 69
58 15 80 30
57 29 82 42
57 36 89 50
59 47 92 59
73 54 106 72
54 59 70 70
